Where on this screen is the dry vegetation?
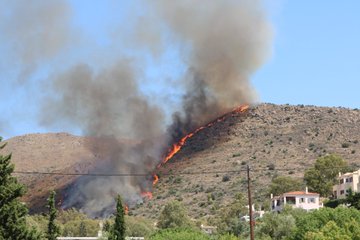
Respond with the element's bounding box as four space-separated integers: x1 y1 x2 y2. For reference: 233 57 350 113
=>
3 103 360 219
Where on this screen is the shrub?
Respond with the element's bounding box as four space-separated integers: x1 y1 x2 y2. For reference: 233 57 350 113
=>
222 175 230 182
342 142 350 148
267 164 275 170
149 228 209 240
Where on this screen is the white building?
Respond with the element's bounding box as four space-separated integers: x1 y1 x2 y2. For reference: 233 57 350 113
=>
240 204 265 221
333 169 360 199
271 187 323 212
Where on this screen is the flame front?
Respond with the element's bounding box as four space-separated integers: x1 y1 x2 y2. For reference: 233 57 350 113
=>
141 191 153 199
162 104 249 165
150 104 249 190
152 174 159 185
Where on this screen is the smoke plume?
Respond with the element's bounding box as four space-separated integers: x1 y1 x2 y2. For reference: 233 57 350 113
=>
0 0 73 83
3 0 272 216
153 0 272 140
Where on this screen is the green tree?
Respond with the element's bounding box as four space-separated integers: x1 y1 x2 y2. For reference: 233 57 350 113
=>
109 195 126 240
304 221 351 240
149 228 209 240
256 212 296 240
0 137 41 240
62 219 98 237
47 191 60 240
345 191 360 210
217 193 247 237
125 216 154 237
304 154 349 196
293 206 360 240
268 176 304 196
79 221 87 237
157 200 193 229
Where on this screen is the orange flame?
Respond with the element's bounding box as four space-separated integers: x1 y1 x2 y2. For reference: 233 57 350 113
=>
161 104 249 165
150 104 249 190
153 174 159 185
141 191 153 199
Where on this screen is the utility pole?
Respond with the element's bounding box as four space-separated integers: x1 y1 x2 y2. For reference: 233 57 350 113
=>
247 165 255 240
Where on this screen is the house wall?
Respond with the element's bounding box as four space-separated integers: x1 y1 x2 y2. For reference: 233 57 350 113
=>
333 170 360 199
271 194 321 212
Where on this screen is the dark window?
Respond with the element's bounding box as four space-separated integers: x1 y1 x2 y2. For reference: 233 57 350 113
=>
286 196 296 205
346 177 353 183
340 190 345 195
340 179 344 184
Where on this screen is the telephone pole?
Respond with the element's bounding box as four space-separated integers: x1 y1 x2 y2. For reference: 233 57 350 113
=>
247 165 254 240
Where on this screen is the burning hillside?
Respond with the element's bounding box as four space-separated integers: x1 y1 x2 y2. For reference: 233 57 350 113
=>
2 0 272 217
4 104 360 216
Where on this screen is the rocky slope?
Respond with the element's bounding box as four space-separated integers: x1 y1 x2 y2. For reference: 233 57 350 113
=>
2 103 360 218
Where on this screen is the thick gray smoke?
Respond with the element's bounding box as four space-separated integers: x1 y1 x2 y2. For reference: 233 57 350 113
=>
4 0 272 216
0 0 73 83
152 0 272 140
41 62 166 216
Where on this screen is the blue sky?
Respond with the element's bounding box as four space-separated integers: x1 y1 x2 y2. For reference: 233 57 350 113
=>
253 1 360 108
0 0 359 139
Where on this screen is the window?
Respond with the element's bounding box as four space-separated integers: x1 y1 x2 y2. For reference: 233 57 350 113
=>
340 179 344 184
308 198 316 203
299 197 305 203
286 196 296 205
345 177 353 183
340 190 345 195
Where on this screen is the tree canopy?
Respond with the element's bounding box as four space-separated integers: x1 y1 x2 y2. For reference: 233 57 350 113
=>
268 176 304 196
157 200 193 229
109 195 126 240
0 137 41 239
304 154 349 196
149 228 209 240
47 191 60 240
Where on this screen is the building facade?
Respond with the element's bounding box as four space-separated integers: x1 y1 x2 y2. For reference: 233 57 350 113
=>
333 169 360 199
271 187 322 212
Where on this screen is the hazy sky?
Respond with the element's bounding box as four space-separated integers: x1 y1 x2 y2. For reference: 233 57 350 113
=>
0 0 359 139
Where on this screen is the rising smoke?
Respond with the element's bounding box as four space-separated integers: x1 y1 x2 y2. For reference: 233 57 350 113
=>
2 0 272 216
0 0 73 83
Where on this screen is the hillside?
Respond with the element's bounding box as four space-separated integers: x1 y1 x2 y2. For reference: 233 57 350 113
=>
2 103 360 218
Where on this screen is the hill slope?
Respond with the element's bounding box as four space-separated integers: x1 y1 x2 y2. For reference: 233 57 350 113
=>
2 103 360 217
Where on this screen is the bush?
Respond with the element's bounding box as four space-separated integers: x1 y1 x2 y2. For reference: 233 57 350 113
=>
267 164 275 170
125 216 154 237
342 142 350 148
292 206 360 240
149 228 209 240
256 212 296 239
222 175 230 182
157 201 193 229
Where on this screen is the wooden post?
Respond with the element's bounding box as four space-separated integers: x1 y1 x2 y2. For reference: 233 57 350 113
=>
247 165 255 240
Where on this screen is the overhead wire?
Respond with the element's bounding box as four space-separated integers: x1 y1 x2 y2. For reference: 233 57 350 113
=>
12 165 356 177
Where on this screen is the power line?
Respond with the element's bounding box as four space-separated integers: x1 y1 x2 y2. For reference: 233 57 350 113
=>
12 165 355 177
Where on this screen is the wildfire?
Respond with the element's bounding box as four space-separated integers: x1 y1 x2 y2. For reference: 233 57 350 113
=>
152 174 159 185
149 104 249 191
141 191 153 199
161 104 249 165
